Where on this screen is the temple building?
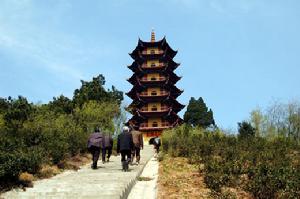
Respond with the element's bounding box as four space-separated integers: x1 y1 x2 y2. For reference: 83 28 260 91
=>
126 31 184 138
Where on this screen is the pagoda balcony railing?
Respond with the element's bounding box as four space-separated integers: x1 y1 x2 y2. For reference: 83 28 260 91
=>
139 91 169 97
141 63 165 69
140 77 166 82
139 122 171 128
141 50 164 55
140 106 169 112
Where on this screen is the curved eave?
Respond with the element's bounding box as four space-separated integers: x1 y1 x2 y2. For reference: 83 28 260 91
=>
168 71 181 81
163 96 185 108
128 100 145 109
137 109 170 117
138 94 169 102
130 37 166 59
127 115 145 123
170 86 184 94
165 60 180 71
163 112 183 122
170 92 183 98
168 76 181 85
139 126 170 132
165 45 177 59
139 79 168 86
126 89 139 99
138 37 166 47
139 67 166 73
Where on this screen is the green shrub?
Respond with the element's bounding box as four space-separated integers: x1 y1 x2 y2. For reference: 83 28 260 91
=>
162 125 300 198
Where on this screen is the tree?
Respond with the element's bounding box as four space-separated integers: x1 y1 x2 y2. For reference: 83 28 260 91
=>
73 74 123 107
184 97 215 128
238 121 255 139
49 95 73 114
4 96 33 131
74 101 119 133
250 108 265 137
0 97 9 114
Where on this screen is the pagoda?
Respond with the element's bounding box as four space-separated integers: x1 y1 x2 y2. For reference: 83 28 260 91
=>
126 31 184 138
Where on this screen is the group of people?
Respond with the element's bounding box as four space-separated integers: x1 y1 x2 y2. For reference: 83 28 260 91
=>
87 127 113 169
87 126 146 172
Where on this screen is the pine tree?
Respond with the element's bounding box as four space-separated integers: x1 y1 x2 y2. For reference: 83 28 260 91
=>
238 121 255 139
184 97 215 128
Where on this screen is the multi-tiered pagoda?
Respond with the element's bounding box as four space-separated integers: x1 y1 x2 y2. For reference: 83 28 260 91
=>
126 31 184 138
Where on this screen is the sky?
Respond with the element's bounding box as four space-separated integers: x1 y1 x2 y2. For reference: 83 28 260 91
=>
0 0 300 130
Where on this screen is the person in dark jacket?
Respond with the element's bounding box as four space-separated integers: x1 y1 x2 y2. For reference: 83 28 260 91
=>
102 134 113 163
153 136 161 157
87 127 104 169
117 126 134 171
131 128 143 165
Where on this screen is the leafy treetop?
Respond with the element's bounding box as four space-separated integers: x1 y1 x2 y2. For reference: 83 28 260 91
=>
184 97 215 128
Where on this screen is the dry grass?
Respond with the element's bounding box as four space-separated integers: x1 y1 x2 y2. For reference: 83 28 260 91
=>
19 172 34 183
138 176 153 181
57 153 91 170
158 155 211 199
158 155 253 199
18 172 34 188
37 154 91 179
37 165 61 179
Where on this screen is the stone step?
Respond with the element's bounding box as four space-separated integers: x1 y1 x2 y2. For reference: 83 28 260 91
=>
2 145 154 199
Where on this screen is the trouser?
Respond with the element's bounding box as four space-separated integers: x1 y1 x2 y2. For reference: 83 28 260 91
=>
120 150 132 171
131 147 141 162
121 150 132 162
89 146 101 168
102 147 112 162
154 145 160 154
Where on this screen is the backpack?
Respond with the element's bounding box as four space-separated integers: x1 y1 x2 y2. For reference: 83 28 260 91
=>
154 137 161 146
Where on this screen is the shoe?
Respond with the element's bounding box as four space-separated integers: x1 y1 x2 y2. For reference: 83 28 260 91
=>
102 161 105 164
122 161 126 171
125 160 129 171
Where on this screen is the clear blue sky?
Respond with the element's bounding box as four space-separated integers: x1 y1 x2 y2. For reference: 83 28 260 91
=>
1 0 300 130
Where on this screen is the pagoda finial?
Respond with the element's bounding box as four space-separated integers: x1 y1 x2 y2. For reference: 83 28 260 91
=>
151 28 155 42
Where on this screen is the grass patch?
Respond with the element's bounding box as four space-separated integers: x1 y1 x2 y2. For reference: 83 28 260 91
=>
137 176 153 181
158 154 211 199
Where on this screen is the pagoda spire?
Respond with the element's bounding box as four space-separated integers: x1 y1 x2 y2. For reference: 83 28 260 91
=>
151 28 155 42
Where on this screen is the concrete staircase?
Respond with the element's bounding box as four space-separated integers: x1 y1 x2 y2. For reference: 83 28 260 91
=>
2 145 154 199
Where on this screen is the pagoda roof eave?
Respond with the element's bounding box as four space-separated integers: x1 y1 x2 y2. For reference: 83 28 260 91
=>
138 37 166 47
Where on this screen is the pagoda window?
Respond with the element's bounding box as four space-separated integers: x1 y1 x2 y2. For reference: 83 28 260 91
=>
150 49 155 54
151 105 157 111
152 121 158 127
151 91 157 96
151 77 157 81
151 63 156 67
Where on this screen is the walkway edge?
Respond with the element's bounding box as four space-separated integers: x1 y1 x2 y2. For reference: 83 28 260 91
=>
121 154 153 199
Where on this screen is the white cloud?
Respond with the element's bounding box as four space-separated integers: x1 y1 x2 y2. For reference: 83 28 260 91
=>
0 0 113 81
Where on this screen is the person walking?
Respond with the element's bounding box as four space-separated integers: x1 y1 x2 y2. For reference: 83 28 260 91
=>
87 127 104 169
102 133 113 163
131 128 143 165
153 136 161 157
117 126 134 172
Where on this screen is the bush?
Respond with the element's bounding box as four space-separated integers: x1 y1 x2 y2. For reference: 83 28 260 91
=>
162 125 300 198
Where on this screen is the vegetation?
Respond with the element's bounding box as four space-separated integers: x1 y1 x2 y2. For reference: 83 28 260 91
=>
184 97 215 128
158 154 211 199
0 74 123 190
162 102 300 199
